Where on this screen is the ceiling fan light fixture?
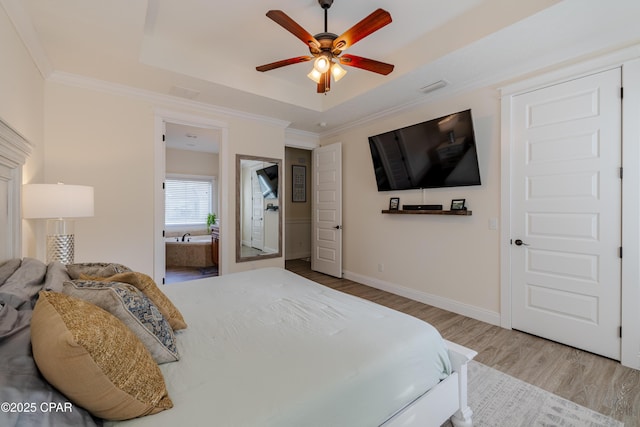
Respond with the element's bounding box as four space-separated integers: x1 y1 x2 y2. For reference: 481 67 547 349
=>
330 62 347 81
257 2 393 94
307 68 323 83
314 54 331 73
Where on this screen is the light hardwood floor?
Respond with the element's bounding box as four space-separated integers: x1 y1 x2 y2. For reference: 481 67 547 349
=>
285 258 640 426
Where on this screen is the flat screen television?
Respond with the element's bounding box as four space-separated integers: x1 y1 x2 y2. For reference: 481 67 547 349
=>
256 165 278 199
368 109 481 191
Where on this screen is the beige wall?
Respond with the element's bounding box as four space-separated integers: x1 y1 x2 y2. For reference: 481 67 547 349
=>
30 80 285 276
42 82 156 272
166 147 219 235
284 147 312 260
166 148 219 177
285 147 311 219
321 87 502 318
0 6 45 257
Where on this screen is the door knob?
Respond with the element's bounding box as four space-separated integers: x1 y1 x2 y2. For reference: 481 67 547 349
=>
334 225 342 230
514 239 529 246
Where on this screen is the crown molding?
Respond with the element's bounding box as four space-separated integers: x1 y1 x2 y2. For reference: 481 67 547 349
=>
284 128 320 149
47 71 292 129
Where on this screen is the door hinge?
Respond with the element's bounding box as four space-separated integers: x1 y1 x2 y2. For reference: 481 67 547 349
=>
162 182 165 190
619 326 622 338
620 87 624 99
162 230 165 237
620 167 623 179
162 134 166 142
162 277 165 285
619 247 623 258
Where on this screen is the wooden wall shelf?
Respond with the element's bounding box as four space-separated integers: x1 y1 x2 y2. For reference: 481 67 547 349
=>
381 209 472 216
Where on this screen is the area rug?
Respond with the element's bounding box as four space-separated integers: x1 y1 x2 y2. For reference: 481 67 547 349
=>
442 361 623 427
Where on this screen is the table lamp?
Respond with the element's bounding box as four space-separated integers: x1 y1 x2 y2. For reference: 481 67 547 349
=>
23 183 94 264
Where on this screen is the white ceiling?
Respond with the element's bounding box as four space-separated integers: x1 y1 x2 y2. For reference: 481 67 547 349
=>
4 0 640 149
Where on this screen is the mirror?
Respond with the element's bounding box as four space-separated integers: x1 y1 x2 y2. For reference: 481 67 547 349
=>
236 154 282 262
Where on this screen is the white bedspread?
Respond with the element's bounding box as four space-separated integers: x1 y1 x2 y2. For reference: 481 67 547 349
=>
109 267 451 427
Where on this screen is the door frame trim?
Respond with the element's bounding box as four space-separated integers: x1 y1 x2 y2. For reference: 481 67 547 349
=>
153 109 229 282
499 45 640 369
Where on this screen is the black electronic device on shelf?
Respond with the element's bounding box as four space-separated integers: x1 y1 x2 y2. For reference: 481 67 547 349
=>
402 204 443 211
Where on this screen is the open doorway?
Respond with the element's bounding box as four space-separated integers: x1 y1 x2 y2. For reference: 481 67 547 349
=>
163 122 221 284
284 147 312 261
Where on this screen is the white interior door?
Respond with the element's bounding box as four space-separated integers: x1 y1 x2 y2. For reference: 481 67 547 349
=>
312 143 342 278
251 170 264 250
511 68 622 360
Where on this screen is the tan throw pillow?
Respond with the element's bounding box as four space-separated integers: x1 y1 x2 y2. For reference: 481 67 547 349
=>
83 272 187 330
31 291 173 420
62 280 179 364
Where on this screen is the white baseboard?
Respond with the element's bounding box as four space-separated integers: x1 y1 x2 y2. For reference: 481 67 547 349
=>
343 270 501 326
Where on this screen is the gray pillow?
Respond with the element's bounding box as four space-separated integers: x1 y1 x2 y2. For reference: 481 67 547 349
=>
62 280 179 364
66 262 132 280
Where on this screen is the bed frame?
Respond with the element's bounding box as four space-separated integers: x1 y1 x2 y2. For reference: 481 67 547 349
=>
384 340 476 427
0 120 475 426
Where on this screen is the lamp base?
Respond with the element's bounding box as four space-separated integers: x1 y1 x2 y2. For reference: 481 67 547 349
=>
46 219 75 264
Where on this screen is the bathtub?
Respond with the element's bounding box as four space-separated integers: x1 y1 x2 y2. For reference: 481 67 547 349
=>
165 235 214 268
165 235 212 243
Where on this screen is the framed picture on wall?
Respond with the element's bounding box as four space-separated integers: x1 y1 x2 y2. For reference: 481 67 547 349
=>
450 199 466 210
389 197 400 210
292 165 306 202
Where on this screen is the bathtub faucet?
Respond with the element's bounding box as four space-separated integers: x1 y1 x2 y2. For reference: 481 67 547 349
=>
181 233 191 242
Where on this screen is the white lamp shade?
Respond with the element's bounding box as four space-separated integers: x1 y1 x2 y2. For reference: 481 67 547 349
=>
330 62 347 82
23 184 94 219
307 68 323 83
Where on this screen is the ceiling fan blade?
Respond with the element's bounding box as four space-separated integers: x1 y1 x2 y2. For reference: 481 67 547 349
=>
332 9 391 53
266 10 321 52
256 56 313 72
339 54 394 75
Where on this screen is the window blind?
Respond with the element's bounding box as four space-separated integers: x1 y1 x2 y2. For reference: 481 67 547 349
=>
165 178 212 225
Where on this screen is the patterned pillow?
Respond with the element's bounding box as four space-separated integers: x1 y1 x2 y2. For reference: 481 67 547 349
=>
31 291 173 420
84 272 187 330
62 280 179 364
66 262 132 280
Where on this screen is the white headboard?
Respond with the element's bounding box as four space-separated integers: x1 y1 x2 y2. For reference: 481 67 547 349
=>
0 118 32 260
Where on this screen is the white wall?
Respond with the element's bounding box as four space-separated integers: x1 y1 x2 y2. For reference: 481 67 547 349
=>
322 87 502 323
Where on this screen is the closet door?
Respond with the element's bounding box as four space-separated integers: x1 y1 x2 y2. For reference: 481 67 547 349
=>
510 68 622 360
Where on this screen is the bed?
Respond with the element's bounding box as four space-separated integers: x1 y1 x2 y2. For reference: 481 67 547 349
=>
0 259 475 427
0 121 475 426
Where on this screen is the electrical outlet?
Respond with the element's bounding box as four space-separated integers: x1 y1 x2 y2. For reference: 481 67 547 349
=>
378 263 384 272
489 218 498 230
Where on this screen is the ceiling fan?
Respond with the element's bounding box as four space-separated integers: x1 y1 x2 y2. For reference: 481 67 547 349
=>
256 0 394 93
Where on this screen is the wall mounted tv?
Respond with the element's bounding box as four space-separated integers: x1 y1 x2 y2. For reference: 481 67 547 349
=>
368 109 481 191
256 165 278 199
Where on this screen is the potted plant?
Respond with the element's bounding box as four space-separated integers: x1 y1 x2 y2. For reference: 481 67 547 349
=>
206 213 217 231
